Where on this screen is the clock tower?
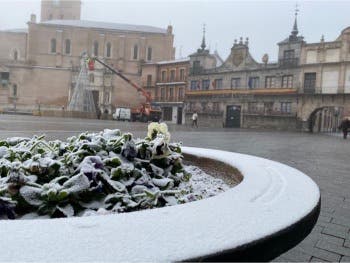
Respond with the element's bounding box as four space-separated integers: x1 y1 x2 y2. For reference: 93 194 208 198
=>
40 0 81 22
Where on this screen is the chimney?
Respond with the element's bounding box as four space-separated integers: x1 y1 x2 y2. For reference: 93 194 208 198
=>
30 14 37 23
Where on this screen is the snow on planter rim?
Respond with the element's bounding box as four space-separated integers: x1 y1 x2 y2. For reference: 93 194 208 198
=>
0 147 320 262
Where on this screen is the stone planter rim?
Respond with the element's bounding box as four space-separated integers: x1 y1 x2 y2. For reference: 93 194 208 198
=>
0 147 320 262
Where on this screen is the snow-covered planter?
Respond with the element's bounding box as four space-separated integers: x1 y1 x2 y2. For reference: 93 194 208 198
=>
0 145 320 261
0 124 229 219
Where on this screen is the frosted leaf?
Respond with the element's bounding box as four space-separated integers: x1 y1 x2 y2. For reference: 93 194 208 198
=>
102 129 121 138
131 185 148 195
20 185 43 207
162 195 178 206
151 135 171 158
6 137 30 146
79 200 104 210
150 164 164 177
0 147 8 158
152 178 174 189
62 174 90 194
57 204 74 217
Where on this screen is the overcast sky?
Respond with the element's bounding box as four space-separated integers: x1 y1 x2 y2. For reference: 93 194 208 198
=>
1 0 350 61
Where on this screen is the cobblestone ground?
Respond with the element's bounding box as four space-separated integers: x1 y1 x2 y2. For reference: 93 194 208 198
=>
0 114 349 262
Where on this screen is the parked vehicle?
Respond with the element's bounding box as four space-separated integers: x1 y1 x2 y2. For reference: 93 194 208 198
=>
113 108 131 121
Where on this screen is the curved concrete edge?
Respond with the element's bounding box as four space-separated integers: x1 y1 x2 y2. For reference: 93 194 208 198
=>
0 147 320 262
188 198 321 262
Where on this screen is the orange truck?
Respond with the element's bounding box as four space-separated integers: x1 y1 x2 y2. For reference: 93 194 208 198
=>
89 58 161 122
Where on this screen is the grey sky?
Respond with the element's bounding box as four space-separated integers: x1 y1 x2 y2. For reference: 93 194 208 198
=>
1 0 349 62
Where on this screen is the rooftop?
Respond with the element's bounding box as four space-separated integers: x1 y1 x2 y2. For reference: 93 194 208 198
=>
40 20 168 34
0 28 28 34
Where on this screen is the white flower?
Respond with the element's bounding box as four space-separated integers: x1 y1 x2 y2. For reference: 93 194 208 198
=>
147 122 171 143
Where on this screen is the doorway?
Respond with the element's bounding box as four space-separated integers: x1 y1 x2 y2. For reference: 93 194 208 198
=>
177 107 183 124
226 105 241 128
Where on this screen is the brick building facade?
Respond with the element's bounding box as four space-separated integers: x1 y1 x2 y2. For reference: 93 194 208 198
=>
141 58 189 124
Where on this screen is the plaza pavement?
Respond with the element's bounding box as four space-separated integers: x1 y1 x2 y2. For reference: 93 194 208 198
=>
0 114 349 262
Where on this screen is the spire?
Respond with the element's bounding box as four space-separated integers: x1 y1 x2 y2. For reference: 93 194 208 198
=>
291 3 299 37
201 24 206 50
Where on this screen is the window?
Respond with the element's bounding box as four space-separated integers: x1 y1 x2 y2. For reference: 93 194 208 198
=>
13 84 17 97
193 61 200 68
89 73 94 83
65 39 71 55
180 69 185 81
147 47 152 61
169 87 174 99
93 41 99 57
284 50 295 59
264 102 274 114
280 102 292 114
170 70 176 82
213 102 220 112
163 107 172 121
60 14 64 19
13 50 18 61
213 79 223 89
189 102 195 112
106 42 111 58
248 102 259 113
147 74 152 87
248 77 259 89
49 14 53 20
178 88 184 99
1 72 10 86
231 78 241 89
201 102 207 112
50 38 56 53
160 88 166 100
190 80 199 90
304 73 316 93
161 71 166 82
265 76 276 88
193 61 201 73
202 79 210 90
133 45 138 60
282 75 293 88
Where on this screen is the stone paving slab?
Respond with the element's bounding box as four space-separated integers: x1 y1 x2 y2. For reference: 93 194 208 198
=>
316 240 350 257
0 114 350 262
341 255 350 262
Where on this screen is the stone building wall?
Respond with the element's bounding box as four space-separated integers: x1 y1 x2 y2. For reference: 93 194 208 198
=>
0 0 175 114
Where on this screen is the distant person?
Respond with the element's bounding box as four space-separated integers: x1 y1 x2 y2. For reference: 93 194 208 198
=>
97 108 101 120
192 111 198 128
338 118 350 139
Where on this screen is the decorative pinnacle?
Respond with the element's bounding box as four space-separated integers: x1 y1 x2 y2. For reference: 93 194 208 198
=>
201 23 206 50
292 3 299 36
321 35 325 42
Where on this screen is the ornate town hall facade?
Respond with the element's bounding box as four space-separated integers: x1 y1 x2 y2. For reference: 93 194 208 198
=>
186 15 350 131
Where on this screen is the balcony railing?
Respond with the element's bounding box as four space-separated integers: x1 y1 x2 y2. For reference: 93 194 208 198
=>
279 58 299 68
303 87 316 94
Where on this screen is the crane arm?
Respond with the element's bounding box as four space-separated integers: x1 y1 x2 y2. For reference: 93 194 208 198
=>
92 58 152 103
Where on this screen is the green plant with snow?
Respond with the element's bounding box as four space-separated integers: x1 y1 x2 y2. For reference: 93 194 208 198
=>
0 123 206 219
